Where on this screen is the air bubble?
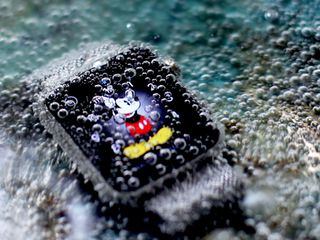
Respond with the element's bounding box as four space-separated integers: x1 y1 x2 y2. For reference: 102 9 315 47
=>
164 91 173 102
189 146 199 155
92 124 103 133
116 177 125 185
76 127 84 134
157 84 166 92
87 114 99 122
57 109 68 119
115 139 125 148
264 9 279 23
100 77 111 86
144 152 157 165
128 177 140 188
301 27 314 38
127 125 136 135
150 111 160 121
144 105 153 112
91 132 100 143
112 74 122 82
160 148 171 160
94 84 103 91
147 83 156 91
124 68 136 78
166 73 176 82
49 102 60 111
114 113 126 124
111 143 121 154
176 155 185 164
121 82 132 90
174 138 187 150
123 170 132 177
94 104 103 112
104 85 115 96
142 60 150 68
64 96 78 110
155 164 166 175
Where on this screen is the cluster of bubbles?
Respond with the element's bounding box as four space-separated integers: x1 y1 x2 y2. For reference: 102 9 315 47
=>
45 46 219 193
0 0 320 239
195 1 320 240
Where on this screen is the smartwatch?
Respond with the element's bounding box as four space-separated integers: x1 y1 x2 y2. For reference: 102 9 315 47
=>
34 42 248 238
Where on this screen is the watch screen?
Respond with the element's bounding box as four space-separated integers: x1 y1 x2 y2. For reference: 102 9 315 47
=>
45 47 220 193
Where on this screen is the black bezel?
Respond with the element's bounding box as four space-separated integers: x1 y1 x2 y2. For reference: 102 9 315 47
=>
40 46 222 203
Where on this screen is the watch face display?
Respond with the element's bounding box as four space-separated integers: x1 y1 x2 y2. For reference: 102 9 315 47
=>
45 47 220 193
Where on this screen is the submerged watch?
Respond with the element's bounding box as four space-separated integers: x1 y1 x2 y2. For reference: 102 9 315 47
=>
35 43 247 238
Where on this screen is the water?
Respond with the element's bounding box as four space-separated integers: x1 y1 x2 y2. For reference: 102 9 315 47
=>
1 0 320 239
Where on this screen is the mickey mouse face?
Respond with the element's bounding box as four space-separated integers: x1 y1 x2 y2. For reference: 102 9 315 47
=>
116 89 141 117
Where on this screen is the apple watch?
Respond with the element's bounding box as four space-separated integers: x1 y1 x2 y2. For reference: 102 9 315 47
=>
34 43 248 238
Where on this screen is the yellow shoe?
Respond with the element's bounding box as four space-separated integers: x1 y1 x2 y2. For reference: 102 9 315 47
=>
123 127 173 159
148 127 173 145
123 142 152 160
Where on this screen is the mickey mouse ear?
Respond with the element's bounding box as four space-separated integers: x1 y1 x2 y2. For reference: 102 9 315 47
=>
125 89 135 99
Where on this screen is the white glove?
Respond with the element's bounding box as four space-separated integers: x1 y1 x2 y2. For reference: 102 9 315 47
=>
103 96 115 109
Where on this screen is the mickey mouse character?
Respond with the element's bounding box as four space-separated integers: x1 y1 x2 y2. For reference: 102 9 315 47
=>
92 88 173 159
115 89 153 136
93 89 153 136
